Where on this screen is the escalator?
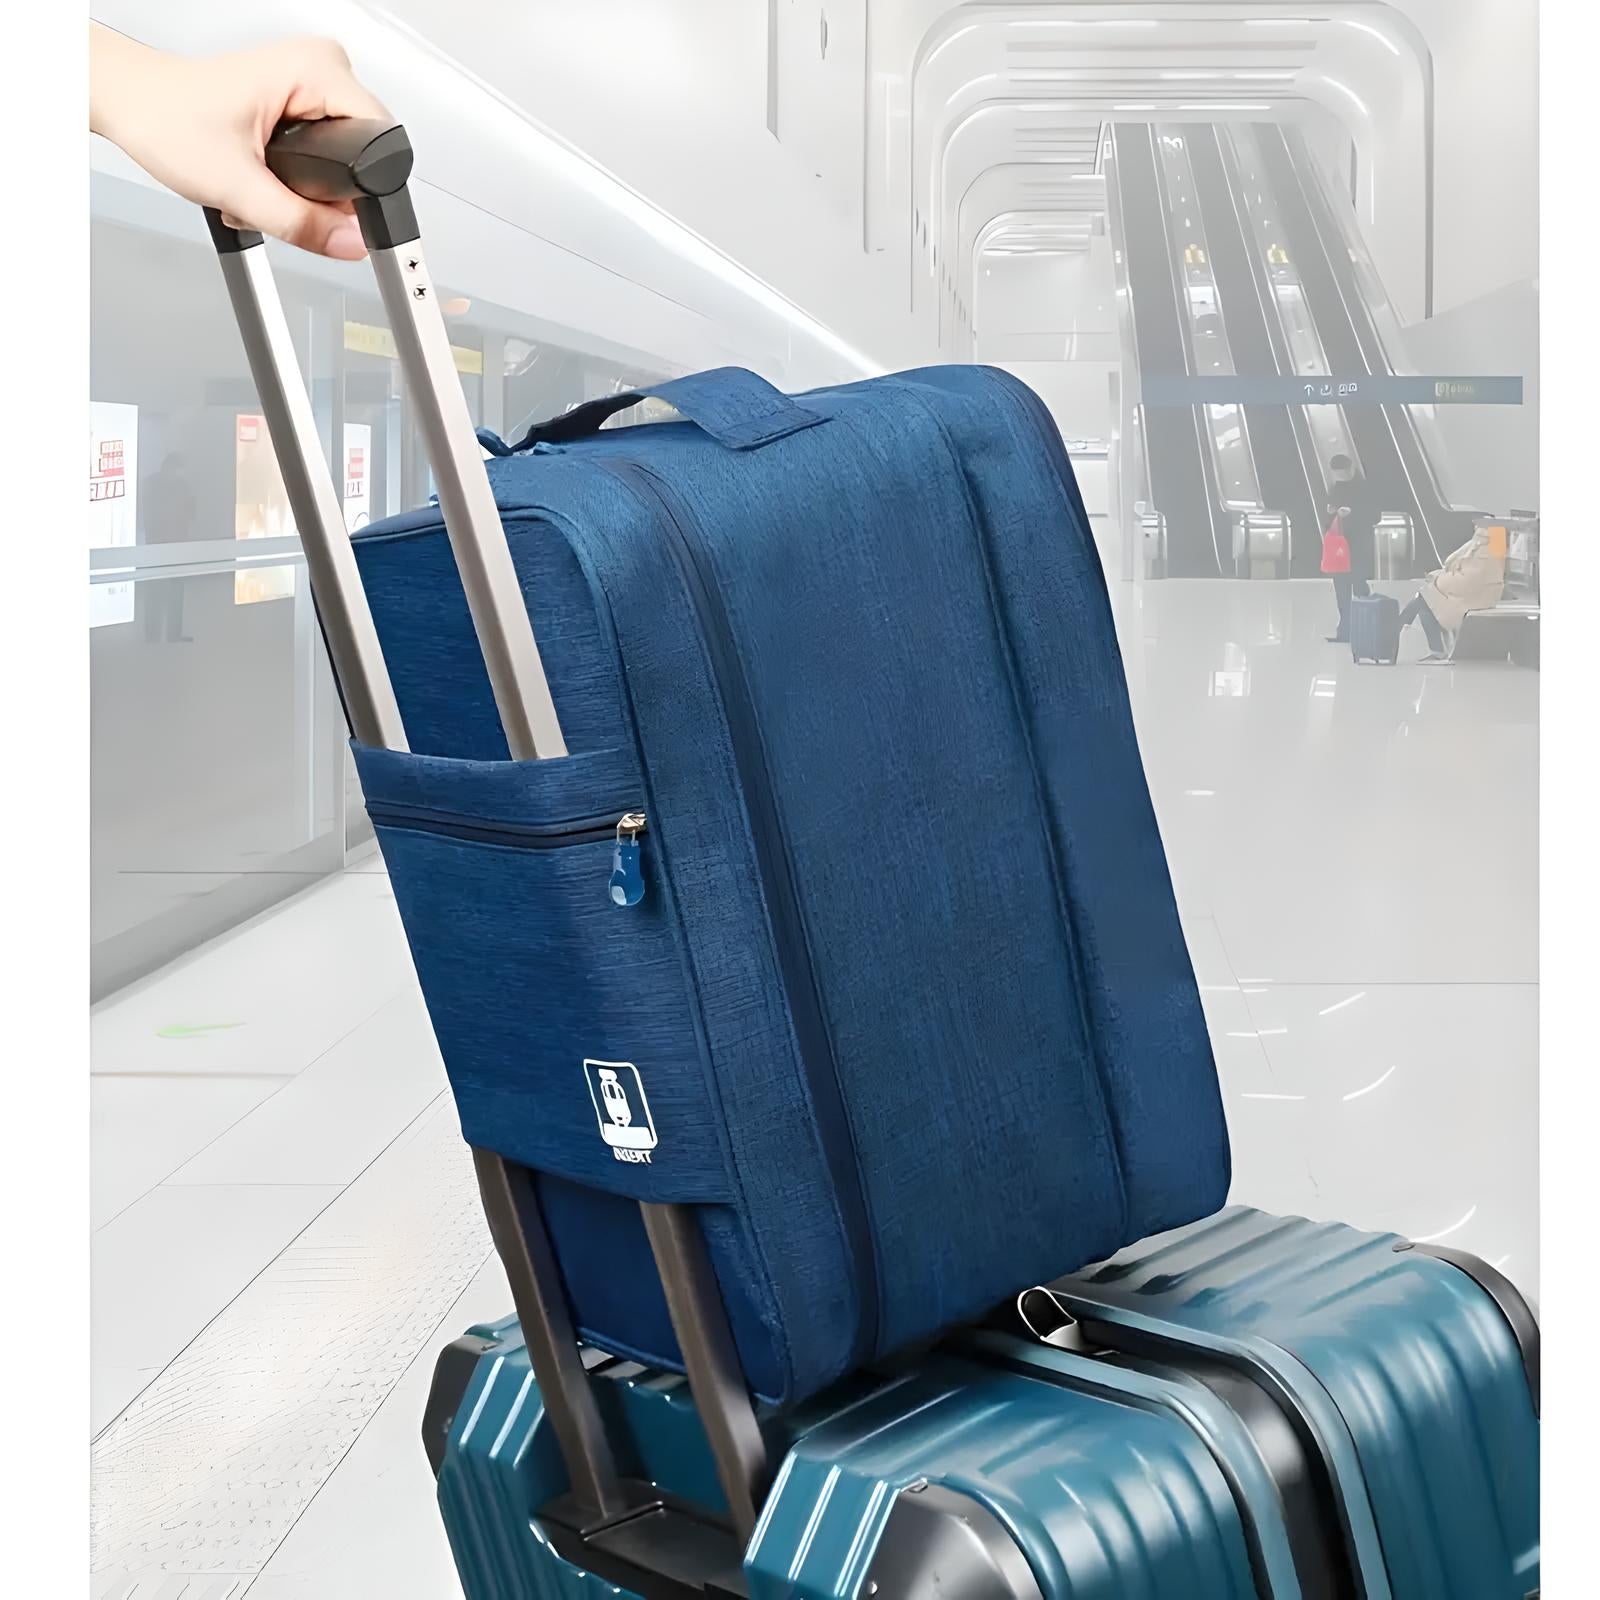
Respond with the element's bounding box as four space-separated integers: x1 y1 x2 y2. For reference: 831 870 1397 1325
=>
1109 124 1229 576
1186 126 1323 575
1253 124 1463 570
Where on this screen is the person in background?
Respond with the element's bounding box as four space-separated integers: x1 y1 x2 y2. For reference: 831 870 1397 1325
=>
1324 453 1379 643
1399 524 1506 663
142 453 199 645
90 24 386 259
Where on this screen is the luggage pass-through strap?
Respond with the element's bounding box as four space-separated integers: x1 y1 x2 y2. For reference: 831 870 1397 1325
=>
513 368 826 453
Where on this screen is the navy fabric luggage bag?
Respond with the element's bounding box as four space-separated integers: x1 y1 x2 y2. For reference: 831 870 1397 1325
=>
1350 592 1402 664
349 362 1230 1406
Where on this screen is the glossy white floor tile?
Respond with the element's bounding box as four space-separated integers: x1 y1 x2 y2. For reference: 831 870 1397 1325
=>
1239 981 1539 1296
166 990 448 1188
245 1254 511 1600
1115 580 1538 986
91 1100 490 1590
88 573 1536 1592
1121 579 1537 1289
92 1182 342 1429
91 1072 292 1230
91 872 411 1078
1200 972 1324 1220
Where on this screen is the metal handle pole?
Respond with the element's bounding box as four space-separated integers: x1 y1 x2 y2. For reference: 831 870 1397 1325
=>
365 239 566 760
641 1202 769 1539
211 117 770 1536
203 122 621 1522
206 216 406 754
262 117 565 762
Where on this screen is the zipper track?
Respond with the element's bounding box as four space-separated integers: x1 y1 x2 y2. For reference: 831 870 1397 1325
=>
606 459 881 1367
366 804 637 850
960 370 1136 1244
993 368 1099 550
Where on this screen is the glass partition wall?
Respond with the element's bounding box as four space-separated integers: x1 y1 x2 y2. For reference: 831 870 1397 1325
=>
89 209 664 998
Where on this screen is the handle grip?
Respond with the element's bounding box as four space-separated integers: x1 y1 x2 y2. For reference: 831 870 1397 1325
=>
259 118 420 250
265 118 412 202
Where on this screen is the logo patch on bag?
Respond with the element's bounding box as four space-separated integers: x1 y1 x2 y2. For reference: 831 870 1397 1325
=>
584 1059 657 1164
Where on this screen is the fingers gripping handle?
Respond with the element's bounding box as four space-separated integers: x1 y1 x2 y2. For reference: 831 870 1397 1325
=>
207 118 420 253
266 118 420 250
265 117 413 203
204 119 567 761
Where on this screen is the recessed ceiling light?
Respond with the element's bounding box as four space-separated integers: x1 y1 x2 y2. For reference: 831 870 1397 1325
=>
1342 18 1403 55
1160 70 1294 82
1316 77 1370 118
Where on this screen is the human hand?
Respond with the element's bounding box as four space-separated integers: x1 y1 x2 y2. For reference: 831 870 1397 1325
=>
90 26 388 259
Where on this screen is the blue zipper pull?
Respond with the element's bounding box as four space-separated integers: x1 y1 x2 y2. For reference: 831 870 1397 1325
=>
609 812 647 907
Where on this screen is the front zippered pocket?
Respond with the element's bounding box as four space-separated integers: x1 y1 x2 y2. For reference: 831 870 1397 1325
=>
353 740 734 1212
367 802 649 904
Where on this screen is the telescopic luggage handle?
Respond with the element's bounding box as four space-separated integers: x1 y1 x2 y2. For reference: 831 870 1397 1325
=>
205 118 769 1546
206 117 564 762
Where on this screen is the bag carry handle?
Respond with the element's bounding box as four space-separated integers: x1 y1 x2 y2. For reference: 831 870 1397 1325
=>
515 367 825 452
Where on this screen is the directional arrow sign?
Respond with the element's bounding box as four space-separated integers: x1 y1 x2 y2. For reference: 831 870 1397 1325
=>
1143 374 1523 406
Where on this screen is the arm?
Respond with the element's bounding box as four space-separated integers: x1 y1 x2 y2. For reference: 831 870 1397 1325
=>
1432 554 1486 600
90 24 388 259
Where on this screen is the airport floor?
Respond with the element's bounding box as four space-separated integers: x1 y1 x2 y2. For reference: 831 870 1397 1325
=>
90 570 1539 1598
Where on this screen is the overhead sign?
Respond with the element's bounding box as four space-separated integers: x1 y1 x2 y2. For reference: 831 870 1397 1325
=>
344 319 483 376
1142 374 1524 407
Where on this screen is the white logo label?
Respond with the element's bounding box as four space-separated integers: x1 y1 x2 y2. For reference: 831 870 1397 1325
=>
584 1060 658 1164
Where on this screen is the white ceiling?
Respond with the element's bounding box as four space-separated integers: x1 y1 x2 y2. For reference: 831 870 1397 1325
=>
858 2 1430 352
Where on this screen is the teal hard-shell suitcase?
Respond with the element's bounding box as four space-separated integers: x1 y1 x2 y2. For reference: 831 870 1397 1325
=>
424 1208 1538 1598
1050 1206 1540 1600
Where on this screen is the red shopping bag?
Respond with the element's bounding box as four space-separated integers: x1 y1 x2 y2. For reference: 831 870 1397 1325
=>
1320 516 1351 574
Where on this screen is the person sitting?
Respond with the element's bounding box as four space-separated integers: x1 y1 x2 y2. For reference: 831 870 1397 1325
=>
1399 524 1506 661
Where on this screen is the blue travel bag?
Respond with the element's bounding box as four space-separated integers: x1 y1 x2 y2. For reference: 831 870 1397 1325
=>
350 362 1231 1408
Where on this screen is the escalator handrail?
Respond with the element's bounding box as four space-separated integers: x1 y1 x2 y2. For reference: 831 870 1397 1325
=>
1146 125 1231 575
1162 125 1271 527
1216 124 1326 552
1276 127 1453 566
